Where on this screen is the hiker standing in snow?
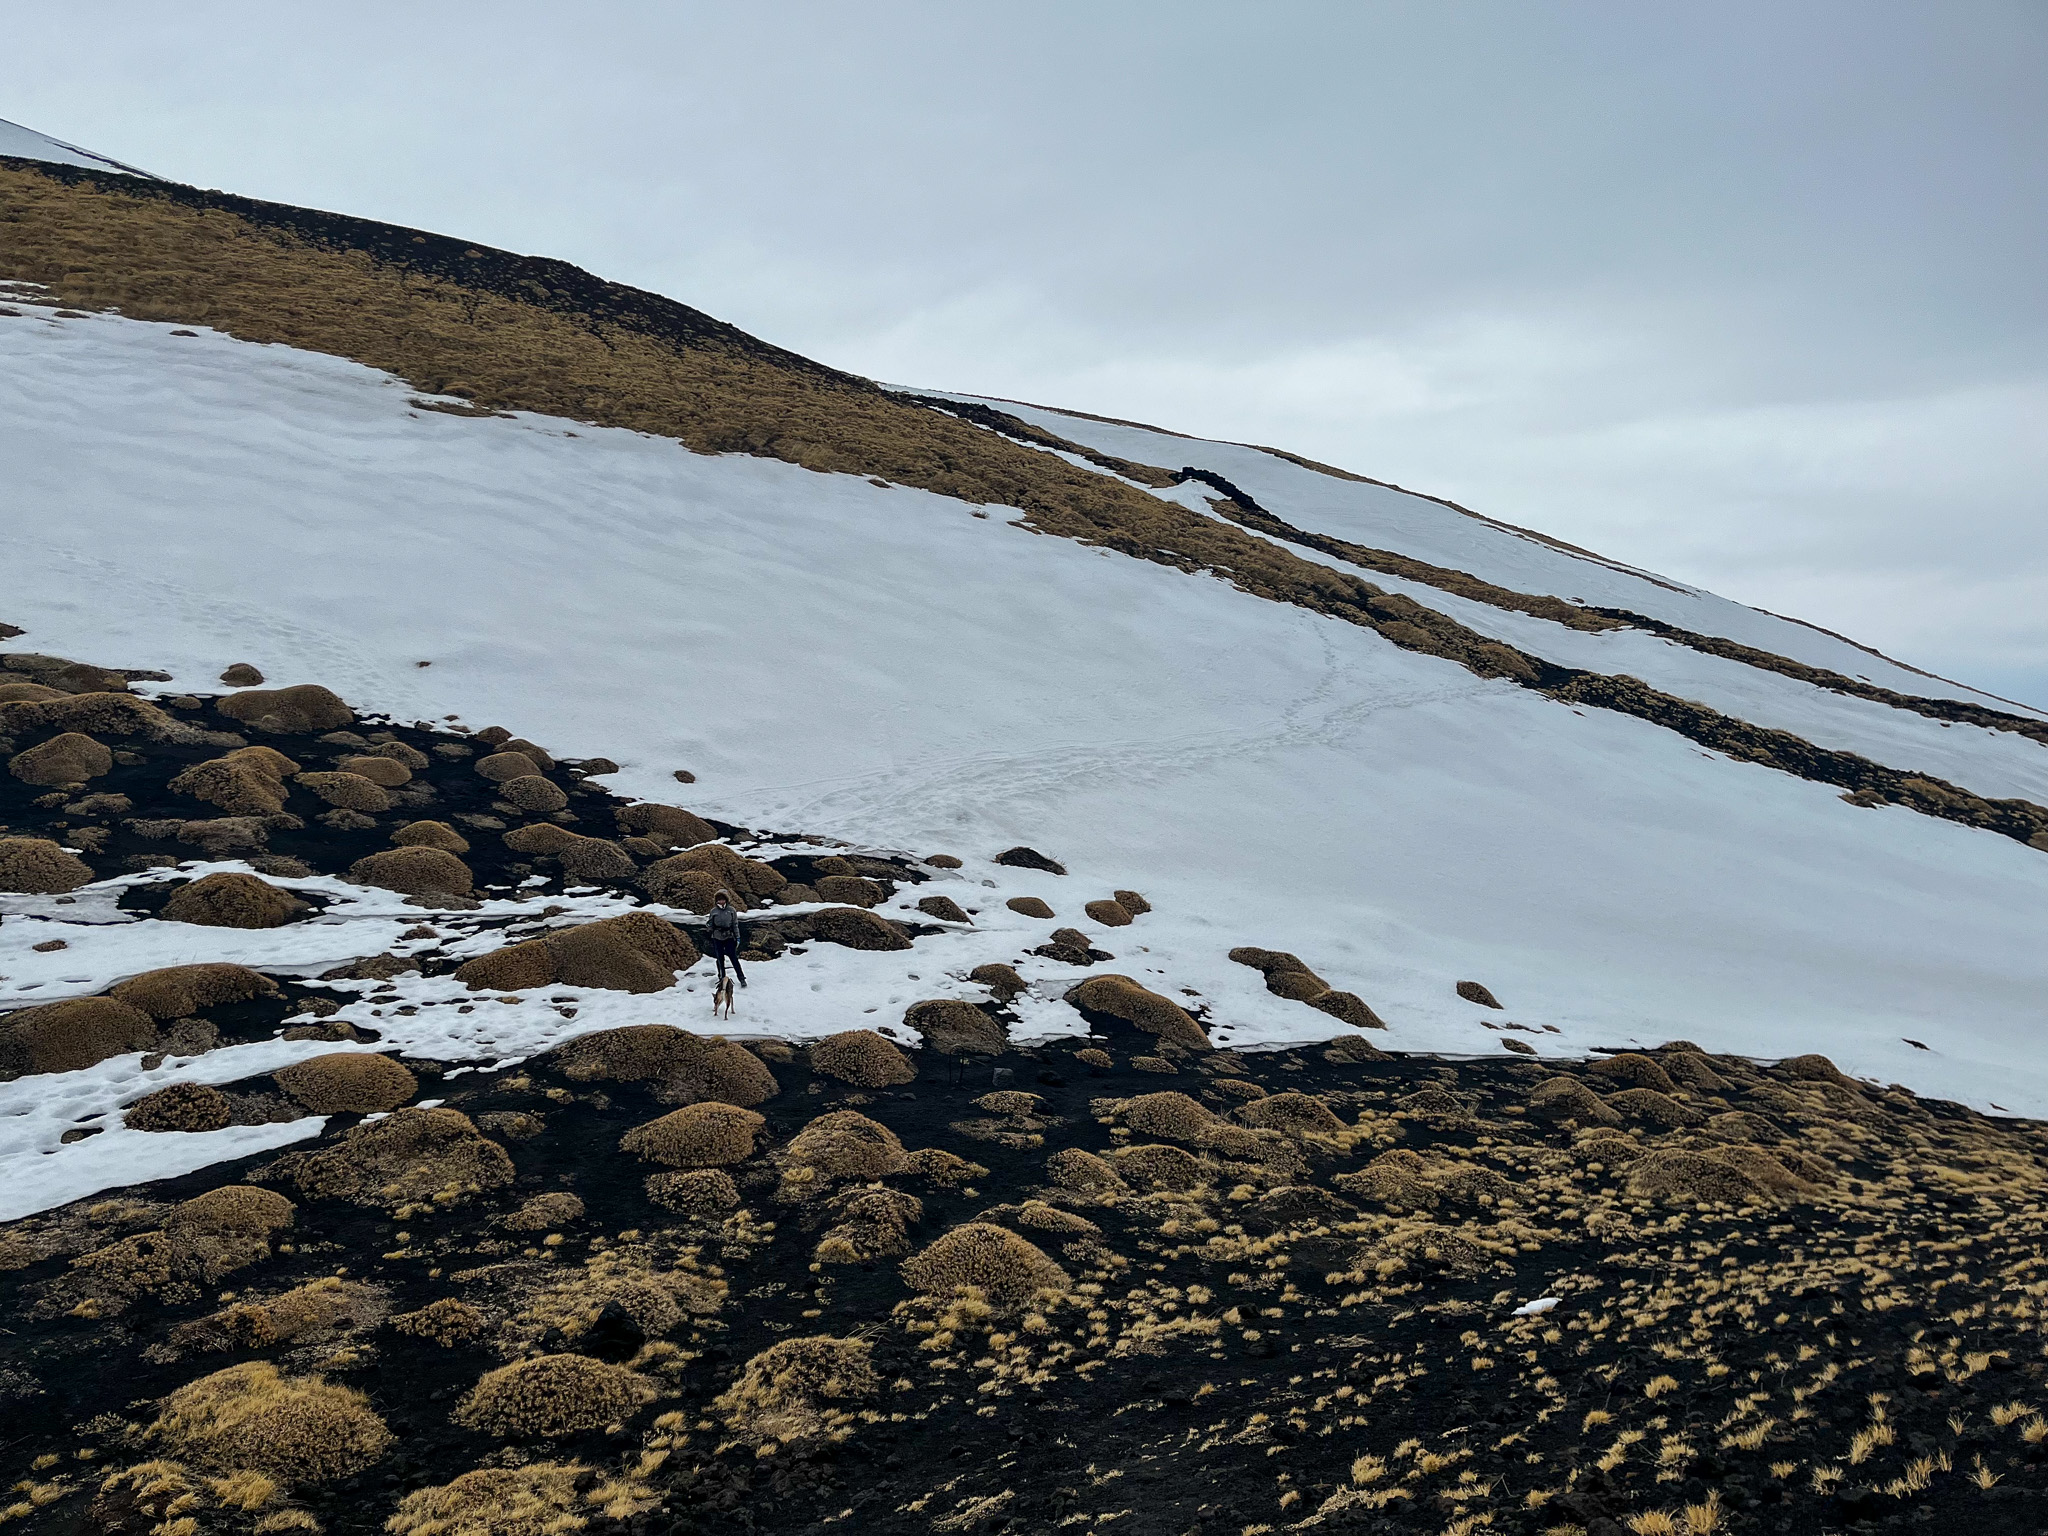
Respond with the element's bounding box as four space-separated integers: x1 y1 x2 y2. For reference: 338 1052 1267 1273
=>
707 889 746 988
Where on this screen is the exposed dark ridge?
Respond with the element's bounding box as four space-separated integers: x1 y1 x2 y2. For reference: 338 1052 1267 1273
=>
1595 608 2048 748
1176 468 1625 634
1172 470 2048 851
0 154 856 385
896 391 1180 486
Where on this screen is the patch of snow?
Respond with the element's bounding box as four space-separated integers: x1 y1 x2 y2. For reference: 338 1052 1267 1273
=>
0 117 158 179
1 307 2045 1215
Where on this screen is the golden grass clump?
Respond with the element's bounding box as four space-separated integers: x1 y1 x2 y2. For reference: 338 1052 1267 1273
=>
0 834 93 893
296 770 392 812
283 1107 514 1210
0 690 182 741
1228 945 1329 995
714 1336 880 1446
641 842 785 905
619 1102 765 1168
1045 1147 1127 1193
391 819 470 854
219 663 264 685
70 1184 294 1303
902 1147 988 1186
167 748 294 814
172 1276 376 1353
1083 898 1134 927
817 1187 923 1262
785 1110 908 1183
1625 1149 1768 1205
0 995 157 1075
503 1191 585 1231
1606 1088 1705 1128
1333 1149 1438 1209
162 871 308 928
1588 1053 1678 1093
273 1052 418 1113
384 1462 614 1536
1073 1047 1114 1069
0 679 66 702
902 1222 1068 1304
1117 1090 1223 1142
502 824 637 881
1112 888 1151 914
808 905 914 950
809 1028 917 1086
390 1297 491 1347
125 1081 235 1132
1108 1143 1207 1192
348 846 473 897
1660 1051 1728 1091
111 962 281 1019
915 893 970 923
475 750 543 783
9 730 113 786
904 998 1006 1056
1005 895 1055 918
556 1023 778 1106
646 1167 741 1216
497 774 568 814
454 912 698 994
1236 1090 1344 1135
1066 974 1210 1048
1308 990 1387 1029
336 753 411 787
1455 980 1503 1007
1529 1076 1622 1125
454 1354 655 1439
813 873 884 907
148 1361 392 1482
215 684 354 734
970 962 1026 1002
616 801 717 849
1778 1053 1849 1084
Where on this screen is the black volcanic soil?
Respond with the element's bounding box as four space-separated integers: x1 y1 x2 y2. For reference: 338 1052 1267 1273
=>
3 661 2047 1536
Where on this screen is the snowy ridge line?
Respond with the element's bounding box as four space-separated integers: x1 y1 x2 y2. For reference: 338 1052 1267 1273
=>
1178 466 2048 750
906 387 2047 745
892 394 2048 848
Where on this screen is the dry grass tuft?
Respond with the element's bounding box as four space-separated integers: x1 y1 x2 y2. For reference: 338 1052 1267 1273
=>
168 746 297 814
455 911 697 993
970 963 1027 1002
555 1023 777 1106
904 999 1006 1056
347 846 473 897
0 995 157 1076
1084 898 1134 927
809 1028 917 1086
9 730 113 786
281 1107 513 1210
785 1110 909 1189
620 1102 765 1168
390 819 470 853
808 906 913 951
215 684 353 734
714 1336 880 1446
389 1297 490 1347
148 1361 391 1482
1236 1090 1344 1135
273 1052 418 1113
161 871 307 929
125 1081 235 1132
646 1167 742 1216
111 962 281 1019
901 1222 1069 1304
0 834 94 893
454 1354 655 1439
1588 1053 1678 1093
1066 974 1210 1048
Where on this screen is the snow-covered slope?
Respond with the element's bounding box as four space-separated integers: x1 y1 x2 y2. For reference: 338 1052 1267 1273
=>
5 297 2045 1138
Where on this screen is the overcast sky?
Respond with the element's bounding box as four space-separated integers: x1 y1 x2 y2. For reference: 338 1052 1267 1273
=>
6 3 2043 703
